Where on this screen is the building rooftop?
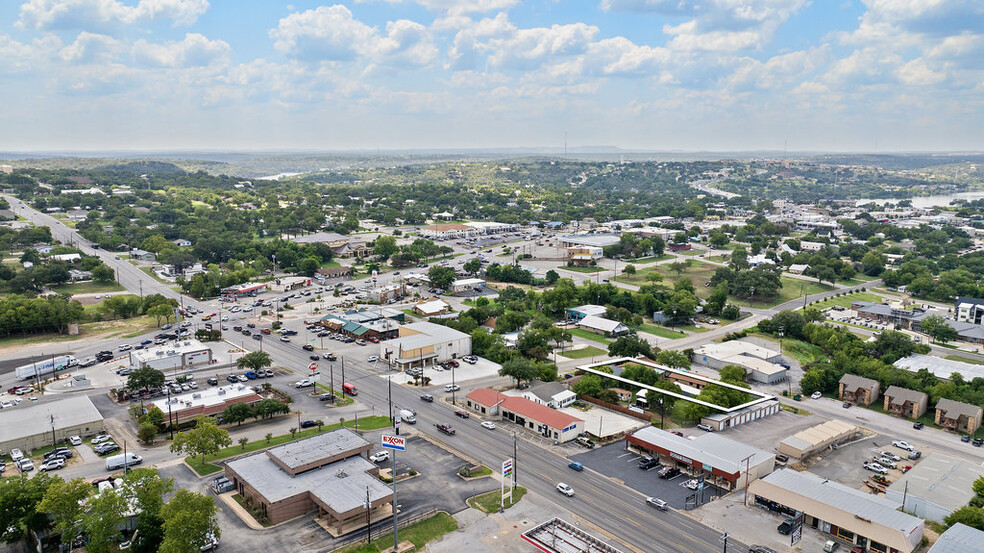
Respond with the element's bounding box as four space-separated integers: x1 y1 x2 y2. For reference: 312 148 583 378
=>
131 339 210 364
387 321 469 352
894 354 984 382
929 523 984 553
149 384 260 417
0 395 103 443
558 234 622 248
694 340 780 361
935 398 983 419
883 386 927 405
266 428 371 471
578 316 624 333
568 305 607 317
630 426 773 475
889 454 984 514
839 373 880 390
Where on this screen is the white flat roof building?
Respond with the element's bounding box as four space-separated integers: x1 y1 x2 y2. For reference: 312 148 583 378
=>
382 321 471 369
888 454 984 522
0 395 104 453
149 383 262 424
130 340 212 372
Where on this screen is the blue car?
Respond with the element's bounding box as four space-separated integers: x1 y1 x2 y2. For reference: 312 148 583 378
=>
245 372 258 379
140 339 153 345
568 462 584 472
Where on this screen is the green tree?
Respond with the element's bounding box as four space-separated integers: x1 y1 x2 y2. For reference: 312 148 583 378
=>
138 422 158 445
254 398 290 419
160 490 219 553
0 473 54 544
921 314 957 344
373 235 398 260
861 251 886 276
237 351 273 372
427 265 456 289
91 263 116 283
499 357 540 387
624 264 636 275
128 367 165 392
298 257 320 277
944 506 984 531
729 248 749 271
38 477 92 547
221 402 255 426
83 488 127 553
718 364 746 382
463 258 482 275
545 269 560 285
169 415 232 466
608 335 656 358
147 303 174 326
656 350 691 370
668 261 691 278
571 373 604 397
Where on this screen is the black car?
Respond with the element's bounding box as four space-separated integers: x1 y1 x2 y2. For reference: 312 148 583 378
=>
962 434 972 442
657 466 681 479
420 394 434 403
913 421 925 430
777 519 795 535
207 377 219 386
639 458 661 470
96 350 114 361
247 323 256 328
299 420 317 429
241 329 251 336
974 438 983 447
44 447 73 460
302 344 314 351
309 355 320 361
233 326 242 332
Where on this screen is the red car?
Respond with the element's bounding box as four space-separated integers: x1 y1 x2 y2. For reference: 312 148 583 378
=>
261 329 272 334
454 410 470 418
446 360 459 368
368 337 379 343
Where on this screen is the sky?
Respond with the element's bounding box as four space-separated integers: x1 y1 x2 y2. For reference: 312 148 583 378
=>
1 0 983 152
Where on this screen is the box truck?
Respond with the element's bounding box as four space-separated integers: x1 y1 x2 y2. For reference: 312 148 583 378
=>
105 453 142 471
15 355 78 380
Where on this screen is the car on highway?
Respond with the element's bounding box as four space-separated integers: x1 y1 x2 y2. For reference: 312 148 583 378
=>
420 394 434 403
811 391 822 399
454 410 470 418
280 336 291 343
568 462 583 471
370 451 390 463
119 344 132 351
892 440 914 451
556 483 575 497
913 421 925 430
302 344 314 351
367 355 379 363
444 384 460 392
645 497 668 510
299 420 317 429
435 423 455 435
480 421 496 430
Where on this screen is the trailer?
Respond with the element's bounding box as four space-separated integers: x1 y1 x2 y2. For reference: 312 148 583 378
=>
15 355 77 380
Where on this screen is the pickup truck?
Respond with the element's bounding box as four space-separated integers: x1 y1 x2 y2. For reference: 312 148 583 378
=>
435 423 456 435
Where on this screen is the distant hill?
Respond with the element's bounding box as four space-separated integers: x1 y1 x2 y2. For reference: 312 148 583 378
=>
96 160 186 175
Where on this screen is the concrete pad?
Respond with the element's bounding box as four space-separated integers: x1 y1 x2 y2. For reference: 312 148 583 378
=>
690 490 831 552
384 358 502 386
559 404 646 439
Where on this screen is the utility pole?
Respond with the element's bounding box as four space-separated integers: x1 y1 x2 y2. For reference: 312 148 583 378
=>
166 388 174 439
365 486 372 543
513 433 518 490
330 362 335 404
391 449 399 551
341 357 346 398
742 454 754 506
387 376 393 424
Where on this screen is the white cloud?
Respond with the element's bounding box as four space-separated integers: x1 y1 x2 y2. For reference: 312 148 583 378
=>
896 58 946 85
357 0 518 15
582 37 670 77
374 19 438 66
485 23 599 70
17 0 209 32
132 33 229 67
59 31 122 62
0 34 42 73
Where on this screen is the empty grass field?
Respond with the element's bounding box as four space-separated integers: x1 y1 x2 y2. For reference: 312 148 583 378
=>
561 346 609 359
810 292 884 311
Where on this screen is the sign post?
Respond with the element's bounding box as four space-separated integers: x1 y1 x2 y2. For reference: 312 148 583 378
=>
381 435 406 551
501 458 514 510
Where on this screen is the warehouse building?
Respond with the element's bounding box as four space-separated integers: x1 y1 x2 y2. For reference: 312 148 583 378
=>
691 341 786 384
626 426 775 490
149 383 263 426
887 454 984 522
577 315 628 337
382 321 471 370
450 278 485 293
748 469 924 553
224 429 392 532
465 388 584 443
895 354 984 382
0 395 104 453
928 523 984 553
129 340 213 372
778 420 860 459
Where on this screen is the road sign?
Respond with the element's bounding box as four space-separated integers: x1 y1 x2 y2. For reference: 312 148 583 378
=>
308 362 318 371
381 435 406 451
502 459 513 478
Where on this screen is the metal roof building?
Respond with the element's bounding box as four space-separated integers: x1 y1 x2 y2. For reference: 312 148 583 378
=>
0 395 105 453
888 454 984 522
928 523 984 553
778 419 859 459
894 354 984 382
748 469 924 553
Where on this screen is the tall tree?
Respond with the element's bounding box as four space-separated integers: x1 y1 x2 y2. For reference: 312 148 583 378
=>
169 415 232 466
160 490 219 553
0 473 54 544
83 489 128 553
237 351 272 372
38 477 92 547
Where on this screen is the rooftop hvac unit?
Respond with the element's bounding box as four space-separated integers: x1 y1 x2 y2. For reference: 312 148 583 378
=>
155 351 164 355
192 393 201 399
217 390 226 396
166 350 176 355
184 341 191 346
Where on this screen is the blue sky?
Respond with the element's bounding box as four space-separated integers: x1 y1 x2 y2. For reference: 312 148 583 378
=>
1 0 982 152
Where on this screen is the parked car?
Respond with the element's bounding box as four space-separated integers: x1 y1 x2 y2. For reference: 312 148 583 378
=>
658 466 681 479
299 420 317 429
91 434 112 444
95 443 121 455
811 391 822 400
10 449 24 462
908 450 922 460
863 461 888 474
18 459 35 472
370 451 390 463
777 519 795 535
639 457 661 470
444 384 460 392
748 546 778 553
39 458 66 472
842 402 852 408
684 479 700 490
294 379 315 388
645 497 668 510
881 451 902 462
556 483 575 497
68 435 83 446
892 440 914 451
696 423 714 432
913 421 925 430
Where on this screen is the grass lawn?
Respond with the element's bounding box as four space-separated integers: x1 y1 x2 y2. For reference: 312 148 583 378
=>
568 328 612 345
705 255 729 263
51 281 125 295
729 277 834 309
320 260 341 268
561 346 608 359
945 355 984 366
561 266 604 273
185 415 391 476
624 254 672 264
337 512 458 553
313 383 355 406
634 323 686 339
462 298 501 308
468 465 493 477
468 486 528 513
614 260 717 288
750 333 826 365
810 292 884 311
679 324 710 333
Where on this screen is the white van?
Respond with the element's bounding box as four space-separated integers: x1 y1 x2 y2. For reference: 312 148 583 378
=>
105 453 143 471
399 409 416 424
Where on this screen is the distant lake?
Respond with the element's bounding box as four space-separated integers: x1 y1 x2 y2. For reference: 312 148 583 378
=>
857 191 984 208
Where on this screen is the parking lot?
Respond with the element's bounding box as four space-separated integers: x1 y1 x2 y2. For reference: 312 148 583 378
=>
807 436 923 491
570 443 726 510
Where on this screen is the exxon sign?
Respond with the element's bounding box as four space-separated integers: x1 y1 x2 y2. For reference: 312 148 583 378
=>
381 435 406 451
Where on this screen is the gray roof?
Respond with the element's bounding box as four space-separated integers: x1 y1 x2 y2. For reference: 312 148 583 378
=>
854 301 895 317
630 426 774 474
839 373 879 391
887 454 984 513
0 395 103 443
883 386 927 405
929 523 984 553
559 234 622 248
267 428 370 471
895 354 984 382
935 398 983 420
759 469 921 534
527 381 568 402
227 452 391 513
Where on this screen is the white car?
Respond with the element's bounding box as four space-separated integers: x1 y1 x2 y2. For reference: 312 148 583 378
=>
367 355 379 363
119 344 132 351
10 448 24 462
0 400 12 409
811 391 822 400
18 459 34 472
221 315 229 321
242 306 253 312
556 482 575 497
863 462 889 475
91 434 112 444
39 458 65 472
294 379 314 388
481 421 496 430
69 436 83 446
444 384 460 392
369 451 390 463
684 479 700 490
892 440 914 451
280 336 291 342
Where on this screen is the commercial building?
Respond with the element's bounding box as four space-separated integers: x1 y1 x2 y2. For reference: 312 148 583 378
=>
224 429 392 532
565 305 607 321
895 354 984 382
839 373 880 405
935 398 983 434
701 399 782 431
381 321 471 370
450 278 485 292
149 383 262 426
464 221 518 235
367 283 405 303
748 469 924 553
465 388 583 443
887 454 984 522
882 386 928 419
577 315 628 337
270 277 310 293
778 420 860 459
413 299 451 317
955 297 984 324
521 381 577 409
0 395 104 453
419 223 473 240
558 234 621 249
129 340 213 372
691 341 787 384
626 427 775 490
566 246 603 266
220 282 269 298
928 523 984 553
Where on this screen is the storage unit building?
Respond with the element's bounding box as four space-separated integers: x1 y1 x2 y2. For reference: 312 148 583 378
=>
0 395 104 453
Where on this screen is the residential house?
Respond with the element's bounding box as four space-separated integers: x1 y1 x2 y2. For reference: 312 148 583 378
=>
565 305 607 321
838 374 880 406
521 381 577 409
577 315 629 337
173 238 192 247
414 299 451 317
935 398 983 434
882 386 928 419
129 248 156 262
